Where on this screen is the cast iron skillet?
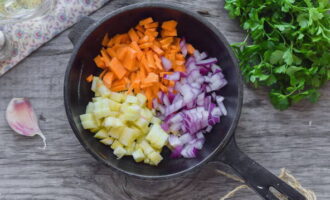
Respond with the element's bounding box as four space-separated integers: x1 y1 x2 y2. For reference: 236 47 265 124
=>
64 3 306 200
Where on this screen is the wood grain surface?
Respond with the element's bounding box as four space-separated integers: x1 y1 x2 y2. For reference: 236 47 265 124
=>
0 0 329 199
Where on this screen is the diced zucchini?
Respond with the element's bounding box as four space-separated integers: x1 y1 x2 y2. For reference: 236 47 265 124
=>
91 77 101 92
109 92 125 103
90 127 100 133
113 146 126 159
111 140 123 150
108 127 124 139
125 95 138 104
121 105 141 121
80 113 98 129
148 151 163 166
140 140 155 155
97 84 111 97
93 99 111 119
151 117 161 124
103 117 124 128
146 124 169 149
136 93 147 106
94 129 109 139
119 127 140 146
132 149 145 162
100 137 114 145
135 118 149 130
125 142 136 155
108 99 121 111
86 102 94 114
140 108 153 121
144 158 151 165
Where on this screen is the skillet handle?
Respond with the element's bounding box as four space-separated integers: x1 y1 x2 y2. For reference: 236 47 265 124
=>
217 137 306 200
68 16 95 46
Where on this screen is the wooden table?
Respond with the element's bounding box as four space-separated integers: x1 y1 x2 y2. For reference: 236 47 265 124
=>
0 0 329 199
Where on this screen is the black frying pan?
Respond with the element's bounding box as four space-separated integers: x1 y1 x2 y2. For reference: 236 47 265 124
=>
64 3 306 200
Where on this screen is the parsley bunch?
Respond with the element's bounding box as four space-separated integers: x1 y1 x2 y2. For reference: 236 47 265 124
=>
225 0 330 110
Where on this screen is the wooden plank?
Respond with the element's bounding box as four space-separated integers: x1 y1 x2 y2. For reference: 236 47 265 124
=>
0 0 329 199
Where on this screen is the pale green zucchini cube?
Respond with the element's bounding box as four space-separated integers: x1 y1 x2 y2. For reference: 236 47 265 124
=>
94 129 109 139
100 137 114 145
114 146 126 159
146 124 169 149
148 151 163 166
119 127 140 146
108 127 124 139
132 149 145 162
80 113 98 129
125 95 138 104
103 117 124 128
136 93 147 106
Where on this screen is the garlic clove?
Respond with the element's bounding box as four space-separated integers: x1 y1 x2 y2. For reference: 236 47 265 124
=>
6 98 46 149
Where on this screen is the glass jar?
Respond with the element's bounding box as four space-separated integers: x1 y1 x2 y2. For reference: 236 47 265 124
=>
0 0 56 24
0 0 56 61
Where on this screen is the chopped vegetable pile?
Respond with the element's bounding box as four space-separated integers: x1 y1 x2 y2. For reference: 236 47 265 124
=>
80 18 228 166
92 17 192 108
225 0 330 110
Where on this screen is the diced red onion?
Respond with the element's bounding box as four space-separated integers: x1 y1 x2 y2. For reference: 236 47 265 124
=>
179 133 194 144
155 53 228 159
162 94 170 106
161 57 172 71
168 135 182 147
180 38 188 57
164 71 181 81
170 145 183 158
219 102 227 116
181 144 198 158
196 57 218 66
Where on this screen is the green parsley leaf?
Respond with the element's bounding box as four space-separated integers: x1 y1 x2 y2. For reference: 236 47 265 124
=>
225 0 330 110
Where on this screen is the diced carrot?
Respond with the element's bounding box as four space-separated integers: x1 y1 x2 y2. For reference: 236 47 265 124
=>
173 65 186 72
117 46 128 61
135 25 145 32
146 51 156 69
159 37 173 46
162 20 178 30
161 29 177 37
109 57 127 79
112 84 127 92
153 54 163 70
102 33 110 46
139 35 150 44
175 60 185 65
136 31 144 38
86 74 93 82
139 17 153 26
99 69 107 79
94 55 106 69
145 72 159 83
168 80 176 87
144 22 159 29
128 28 139 42
106 48 117 58
159 83 168 93
103 72 114 88
151 44 164 55
101 49 112 67
186 44 195 54
145 29 158 38
139 42 153 49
